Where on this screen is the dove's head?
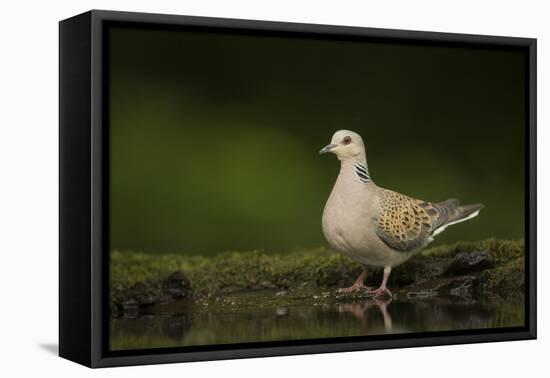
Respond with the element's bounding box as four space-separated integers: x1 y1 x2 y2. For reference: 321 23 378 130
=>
319 130 366 162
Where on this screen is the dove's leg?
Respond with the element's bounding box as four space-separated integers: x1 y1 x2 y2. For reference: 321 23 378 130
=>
372 267 392 298
338 270 370 293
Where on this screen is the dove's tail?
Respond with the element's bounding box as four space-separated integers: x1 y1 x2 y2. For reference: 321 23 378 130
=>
431 200 484 237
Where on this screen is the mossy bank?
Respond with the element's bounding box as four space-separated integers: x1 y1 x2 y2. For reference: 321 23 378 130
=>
110 238 524 317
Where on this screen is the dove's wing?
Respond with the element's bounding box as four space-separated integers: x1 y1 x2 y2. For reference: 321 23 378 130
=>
374 189 484 252
374 188 434 252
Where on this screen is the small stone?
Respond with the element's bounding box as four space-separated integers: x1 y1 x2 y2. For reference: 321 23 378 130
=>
448 276 478 299
276 308 289 316
121 298 139 317
220 285 241 293
163 270 192 299
406 290 437 299
260 280 275 288
444 251 494 276
120 282 158 308
279 278 291 287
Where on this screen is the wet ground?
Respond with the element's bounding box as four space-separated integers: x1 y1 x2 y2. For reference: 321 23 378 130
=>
110 288 524 351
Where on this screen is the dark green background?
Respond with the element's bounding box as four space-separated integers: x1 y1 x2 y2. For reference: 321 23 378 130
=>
109 26 526 255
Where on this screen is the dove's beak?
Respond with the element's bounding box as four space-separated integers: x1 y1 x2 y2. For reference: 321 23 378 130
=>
319 143 337 154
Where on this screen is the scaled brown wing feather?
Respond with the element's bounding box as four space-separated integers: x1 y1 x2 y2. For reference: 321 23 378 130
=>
375 188 433 252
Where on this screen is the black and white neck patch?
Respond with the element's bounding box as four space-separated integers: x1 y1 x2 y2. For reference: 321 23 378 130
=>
354 162 370 183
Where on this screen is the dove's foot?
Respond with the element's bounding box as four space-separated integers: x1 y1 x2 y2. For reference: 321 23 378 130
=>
370 286 392 298
338 282 371 293
338 270 371 294
368 267 393 298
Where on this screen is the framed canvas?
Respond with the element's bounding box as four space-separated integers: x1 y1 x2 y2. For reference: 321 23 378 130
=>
59 10 537 368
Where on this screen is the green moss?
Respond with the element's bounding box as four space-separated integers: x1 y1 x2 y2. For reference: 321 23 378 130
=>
421 238 524 262
110 246 360 301
482 257 525 296
111 238 525 307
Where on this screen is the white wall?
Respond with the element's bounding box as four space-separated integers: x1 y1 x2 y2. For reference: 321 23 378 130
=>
0 0 546 376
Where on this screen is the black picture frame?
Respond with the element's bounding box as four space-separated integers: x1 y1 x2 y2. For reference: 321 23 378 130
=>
59 9 537 368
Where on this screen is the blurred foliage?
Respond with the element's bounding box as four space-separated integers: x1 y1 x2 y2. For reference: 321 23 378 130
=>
109 27 526 255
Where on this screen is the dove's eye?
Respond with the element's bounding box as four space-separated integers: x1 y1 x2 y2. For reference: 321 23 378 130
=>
343 136 352 145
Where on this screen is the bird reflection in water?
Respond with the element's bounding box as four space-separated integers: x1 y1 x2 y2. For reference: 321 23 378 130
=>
338 298 393 333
